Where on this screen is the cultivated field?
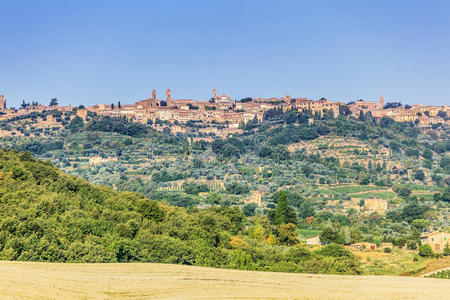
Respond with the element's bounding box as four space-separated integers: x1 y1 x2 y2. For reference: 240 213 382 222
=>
0 261 449 299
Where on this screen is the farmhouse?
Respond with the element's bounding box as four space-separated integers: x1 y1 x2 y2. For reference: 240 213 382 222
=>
306 236 321 245
243 191 263 207
420 232 450 253
379 242 394 250
347 242 376 251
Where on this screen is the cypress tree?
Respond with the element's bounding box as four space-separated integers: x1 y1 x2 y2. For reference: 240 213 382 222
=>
274 190 288 225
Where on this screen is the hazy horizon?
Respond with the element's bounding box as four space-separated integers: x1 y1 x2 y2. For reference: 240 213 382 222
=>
1 0 450 107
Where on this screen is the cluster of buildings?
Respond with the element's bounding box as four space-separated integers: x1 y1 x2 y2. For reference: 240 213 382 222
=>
0 90 448 139
348 96 449 127
0 90 344 139
306 231 450 253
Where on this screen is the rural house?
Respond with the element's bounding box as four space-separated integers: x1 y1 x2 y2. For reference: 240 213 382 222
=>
420 232 450 253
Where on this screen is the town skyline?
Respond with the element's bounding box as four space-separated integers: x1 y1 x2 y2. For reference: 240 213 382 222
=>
1 89 447 143
0 88 444 109
1 1 450 107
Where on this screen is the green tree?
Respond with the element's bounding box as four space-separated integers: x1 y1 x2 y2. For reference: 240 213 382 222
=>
401 203 428 223
340 226 351 245
397 187 411 199
137 199 165 221
69 116 84 133
274 190 288 225
418 244 433 257
440 187 450 202
414 169 425 182
49 98 58 106
422 149 433 160
278 223 300 246
444 243 450 256
242 203 258 217
319 227 341 244
411 219 430 232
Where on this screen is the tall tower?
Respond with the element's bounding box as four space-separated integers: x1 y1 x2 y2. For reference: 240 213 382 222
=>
152 89 157 107
0 95 6 110
379 95 384 109
213 88 217 101
166 88 172 106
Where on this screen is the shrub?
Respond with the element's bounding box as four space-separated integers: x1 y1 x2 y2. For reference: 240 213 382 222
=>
383 247 392 253
444 242 450 256
317 243 353 258
418 244 433 257
407 240 417 250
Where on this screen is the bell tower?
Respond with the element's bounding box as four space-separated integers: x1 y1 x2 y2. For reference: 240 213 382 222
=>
152 89 157 107
213 88 217 101
0 95 6 110
379 95 384 109
166 88 172 106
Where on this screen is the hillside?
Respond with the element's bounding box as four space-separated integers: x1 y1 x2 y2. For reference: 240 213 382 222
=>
0 111 448 227
0 149 361 274
1 112 449 207
0 110 449 273
0 261 449 300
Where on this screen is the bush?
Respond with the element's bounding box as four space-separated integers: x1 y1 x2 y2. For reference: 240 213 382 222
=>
383 247 392 253
407 240 417 250
418 244 433 257
444 243 450 256
317 243 353 258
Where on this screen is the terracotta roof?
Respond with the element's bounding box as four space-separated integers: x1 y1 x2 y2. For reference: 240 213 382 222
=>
421 232 450 238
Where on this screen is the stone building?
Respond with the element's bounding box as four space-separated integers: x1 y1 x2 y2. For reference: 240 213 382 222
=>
421 232 450 253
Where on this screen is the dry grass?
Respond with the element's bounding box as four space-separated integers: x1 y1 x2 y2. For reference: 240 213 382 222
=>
415 256 450 276
355 249 429 275
355 250 450 276
0 261 449 299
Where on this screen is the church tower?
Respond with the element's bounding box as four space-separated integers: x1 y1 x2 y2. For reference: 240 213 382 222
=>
152 89 157 107
0 95 6 110
379 95 384 109
166 88 172 106
213 88 217 101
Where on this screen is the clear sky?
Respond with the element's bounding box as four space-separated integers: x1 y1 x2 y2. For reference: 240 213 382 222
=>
1 0 450 108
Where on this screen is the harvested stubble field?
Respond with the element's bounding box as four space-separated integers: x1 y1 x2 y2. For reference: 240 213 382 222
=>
0 261 449 300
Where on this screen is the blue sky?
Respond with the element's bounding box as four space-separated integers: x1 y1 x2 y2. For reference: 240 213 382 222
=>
1 0 450 107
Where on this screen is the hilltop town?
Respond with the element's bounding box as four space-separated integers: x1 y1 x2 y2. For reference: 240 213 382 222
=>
0 90 448 141
0 88 449 261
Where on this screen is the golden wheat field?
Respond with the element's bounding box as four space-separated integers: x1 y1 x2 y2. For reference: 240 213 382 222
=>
0 261 449 300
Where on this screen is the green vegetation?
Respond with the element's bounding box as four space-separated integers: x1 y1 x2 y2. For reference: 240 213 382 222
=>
425 270 450 279
358 250 429 275
0 107 449 276
0 150 361 274
418 244 434 257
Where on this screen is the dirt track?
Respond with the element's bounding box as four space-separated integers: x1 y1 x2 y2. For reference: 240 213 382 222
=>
0 261 449 299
